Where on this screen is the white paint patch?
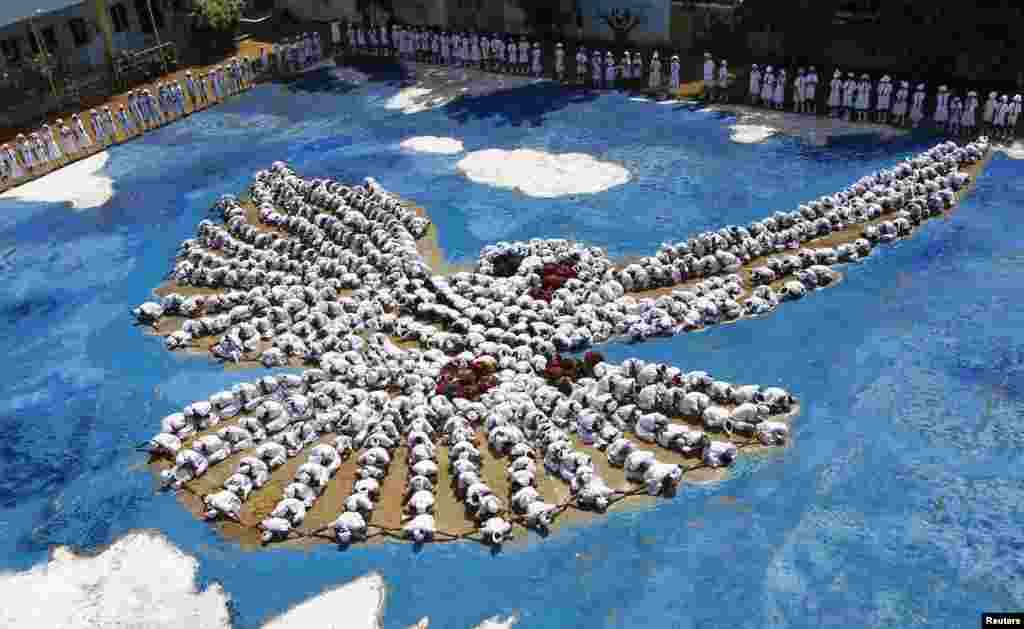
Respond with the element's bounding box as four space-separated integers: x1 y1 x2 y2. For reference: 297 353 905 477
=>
474 614 520 629
263 573 386 629
456 149 630 198
996 141 1024 159
729 124 777 144
629 97 651 102
385 87 439 114
400 136 465 154
0 531 231 629
1 151 113 210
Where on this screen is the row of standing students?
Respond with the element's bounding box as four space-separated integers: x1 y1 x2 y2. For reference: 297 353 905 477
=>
744 63 1022 140
0 30 326 192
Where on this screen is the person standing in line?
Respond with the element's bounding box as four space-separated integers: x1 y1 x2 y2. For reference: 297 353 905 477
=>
648 50 662 90
702 52 715 101
631 50 643 84
717 59 730 103
531 42 543 78
669 54 681 91
101 106 118 140
554 42 565 82
992 94 1008 140
57 119 77 156
760 66 775 107
909 83 926 127
854 74 871 122
1007 94 1022 140
828 69 842 117
517 36 529 75
933 85 949 130
575 46 587 85
41 124 62 164
792 68 804 112
2 143 24 180
117 104 134 138
803 67 818 114
891 81 909 127
748 63 761 105
982 91 997 134
960 91 978 138
603 51 615 89
875 75 891 124
772 66 786 110
948 93 963 136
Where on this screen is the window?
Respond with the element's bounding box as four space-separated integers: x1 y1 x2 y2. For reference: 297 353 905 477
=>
110 3 130 32
68 17 90 46
1 37 23 64
135 0 166 33
42 26 57 49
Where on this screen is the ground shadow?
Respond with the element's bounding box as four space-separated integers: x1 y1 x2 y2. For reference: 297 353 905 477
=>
283 57 415 95
444 83 602 127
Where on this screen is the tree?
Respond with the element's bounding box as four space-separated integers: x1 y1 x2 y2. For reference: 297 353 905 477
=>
193 0 244 31
598 8 641 48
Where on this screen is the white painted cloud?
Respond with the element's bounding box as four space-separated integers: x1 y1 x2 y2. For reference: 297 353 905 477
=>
263 573 386 629
996 141 1024 160
456 149 630 198
729 124 777 144
0 531 519 629
0 531 232 629
400 136 465 154
1 151 113 210
474 614 520 628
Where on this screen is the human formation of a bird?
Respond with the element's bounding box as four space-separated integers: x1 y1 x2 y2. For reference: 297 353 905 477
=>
136 129 990 547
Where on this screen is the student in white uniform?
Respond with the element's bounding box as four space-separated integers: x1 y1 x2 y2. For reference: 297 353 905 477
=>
948 94 962 136
575 46 587 85
792 68 804 112
760 66 775 106
1008 94 1022 140
531 42 542 77
875 75 891 124
632 51 643 82
591 49 602 87
803 67 818 114
841 72 856 121
960 91 978 137
993 94 1009 139
605 51 617 89
670 54 681 90
909 83 926 127
933 85 949 129
41 124 62 163
554 42 565 81
772 67 786 110
702 52 715 101
828 69 843 117
749 63 761 105
718 60 730 103
891 81 909 127
518 37 530 74
855 74 871 122
648 51 661 90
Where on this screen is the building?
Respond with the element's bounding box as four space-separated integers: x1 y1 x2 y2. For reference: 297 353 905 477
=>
0 0 190 80
274 0 743 49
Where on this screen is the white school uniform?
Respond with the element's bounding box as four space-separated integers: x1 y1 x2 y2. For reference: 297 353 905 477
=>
803 72 817 102
793 73 804 104
773 70 785 105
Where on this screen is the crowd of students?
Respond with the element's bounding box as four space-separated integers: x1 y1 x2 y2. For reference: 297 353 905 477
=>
342 21 1022 142
738 61 1022 140
0 32 326 190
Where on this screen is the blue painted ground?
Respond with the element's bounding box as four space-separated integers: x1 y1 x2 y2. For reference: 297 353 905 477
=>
1 62 1023 628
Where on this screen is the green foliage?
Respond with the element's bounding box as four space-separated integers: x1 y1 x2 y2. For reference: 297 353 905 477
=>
194 0 243 32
